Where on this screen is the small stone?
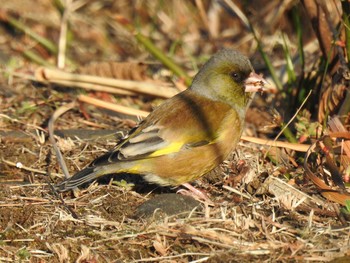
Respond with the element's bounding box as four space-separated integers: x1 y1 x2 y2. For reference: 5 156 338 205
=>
135 193 202 219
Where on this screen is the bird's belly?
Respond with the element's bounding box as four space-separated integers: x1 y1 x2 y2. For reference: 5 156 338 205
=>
141 139 238 186
138 110 243 186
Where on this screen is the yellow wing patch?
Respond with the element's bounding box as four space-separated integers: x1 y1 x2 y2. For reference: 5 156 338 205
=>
148 141 184 157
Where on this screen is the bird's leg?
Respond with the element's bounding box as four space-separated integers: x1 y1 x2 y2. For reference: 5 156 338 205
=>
177 183 215 206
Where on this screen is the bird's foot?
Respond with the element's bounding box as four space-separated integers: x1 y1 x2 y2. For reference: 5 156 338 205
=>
177 183 215 206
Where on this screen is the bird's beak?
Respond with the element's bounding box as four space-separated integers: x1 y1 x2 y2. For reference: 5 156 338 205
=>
244 72 274 93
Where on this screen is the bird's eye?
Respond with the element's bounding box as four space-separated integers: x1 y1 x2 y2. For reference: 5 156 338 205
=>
230 72 242 82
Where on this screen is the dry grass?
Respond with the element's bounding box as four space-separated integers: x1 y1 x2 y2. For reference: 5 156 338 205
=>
1 0 350 262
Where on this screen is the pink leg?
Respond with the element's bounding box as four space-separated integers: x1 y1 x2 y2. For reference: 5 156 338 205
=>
177 183 215 206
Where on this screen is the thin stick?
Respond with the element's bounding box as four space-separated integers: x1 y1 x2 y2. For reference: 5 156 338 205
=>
1 158 63 178
48 101 77 179
57 0 72 68
274 90 312 142
241 136 310 152
35 67 178 98
78 95 149 118
45 79 136 96
262 89 313 158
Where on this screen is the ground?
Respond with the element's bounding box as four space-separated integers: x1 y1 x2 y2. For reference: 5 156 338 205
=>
1 1 350 262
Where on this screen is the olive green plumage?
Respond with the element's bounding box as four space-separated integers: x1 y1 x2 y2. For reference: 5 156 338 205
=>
57 48 264 192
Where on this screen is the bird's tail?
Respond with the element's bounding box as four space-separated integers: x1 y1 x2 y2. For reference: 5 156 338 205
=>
55 166 104 192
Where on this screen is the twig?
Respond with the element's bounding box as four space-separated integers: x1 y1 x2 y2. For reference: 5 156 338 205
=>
241 136 310 152
43 79 136 96
47 101 80 218
57 0 72 68
78 95 149 118
48 101 77 179
35 67 178 98
1 158 63 178
268 89 312 155
222 185 252 200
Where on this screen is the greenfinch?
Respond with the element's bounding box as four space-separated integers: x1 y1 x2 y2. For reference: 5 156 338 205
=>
57 48 269 194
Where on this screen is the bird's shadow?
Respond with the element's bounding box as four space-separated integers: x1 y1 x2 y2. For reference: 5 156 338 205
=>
82 173 175 194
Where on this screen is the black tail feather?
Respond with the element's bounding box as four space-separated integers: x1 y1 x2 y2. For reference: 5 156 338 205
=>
55 167 99 192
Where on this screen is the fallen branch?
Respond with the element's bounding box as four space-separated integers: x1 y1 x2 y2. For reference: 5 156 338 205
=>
35 67 178 98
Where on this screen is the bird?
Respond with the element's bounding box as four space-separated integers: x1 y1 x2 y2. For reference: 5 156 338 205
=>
56 48 269 199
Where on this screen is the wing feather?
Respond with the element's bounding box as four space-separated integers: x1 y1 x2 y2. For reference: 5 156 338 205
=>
87 90 232 168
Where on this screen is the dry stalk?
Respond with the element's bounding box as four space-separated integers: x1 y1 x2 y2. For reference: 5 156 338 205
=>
35 67 178 98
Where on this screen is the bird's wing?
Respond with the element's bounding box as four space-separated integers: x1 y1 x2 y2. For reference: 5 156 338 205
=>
91 91 231 166
90 121 210 167
90 90 232 167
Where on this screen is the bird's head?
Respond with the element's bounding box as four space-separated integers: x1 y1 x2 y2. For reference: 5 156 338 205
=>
191 48 269 109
